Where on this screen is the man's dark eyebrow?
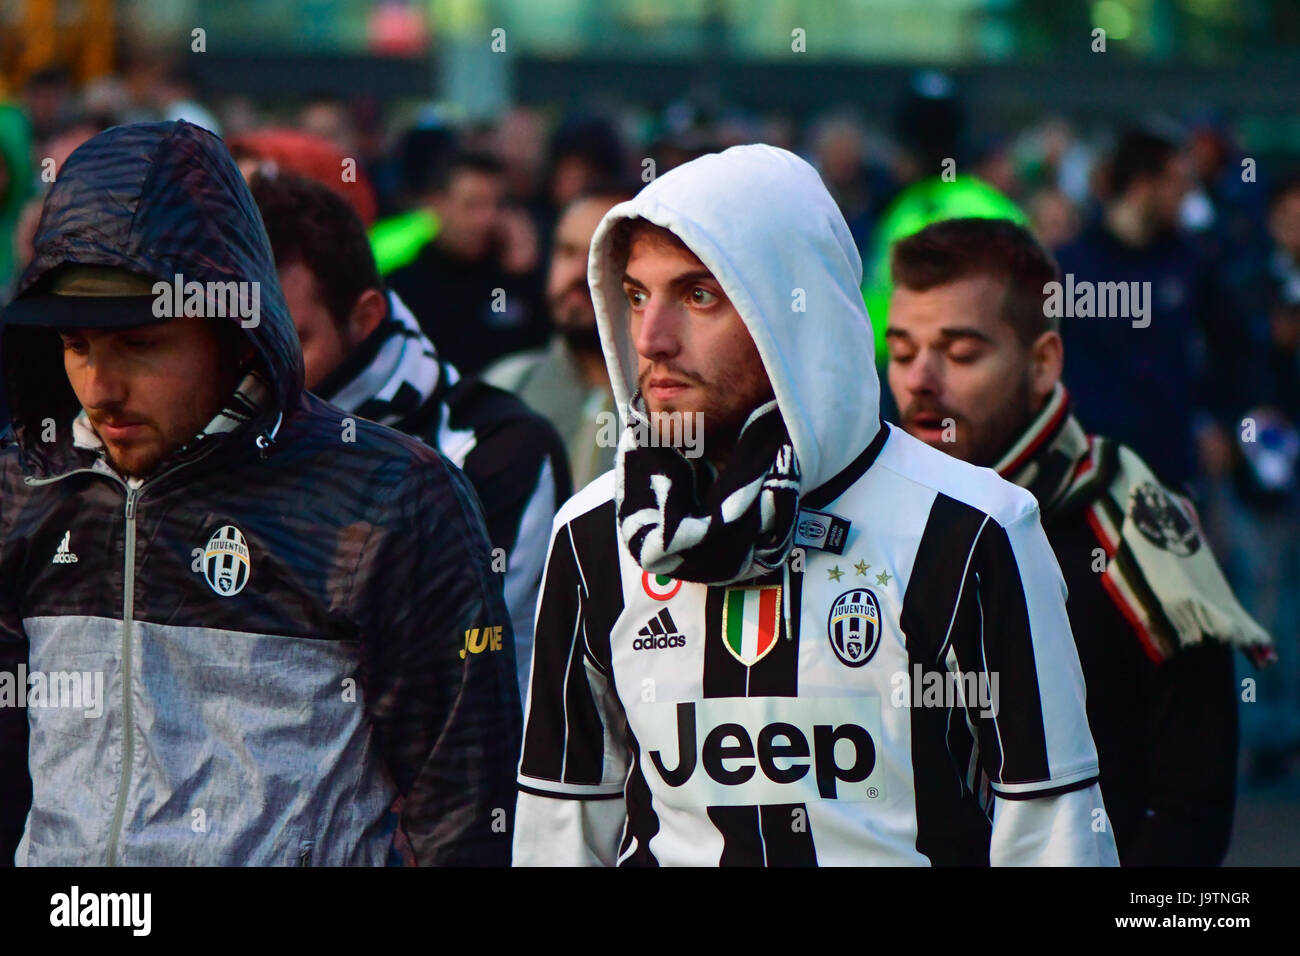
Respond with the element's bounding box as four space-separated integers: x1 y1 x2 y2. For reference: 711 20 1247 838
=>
884 326 993 344
936 326 995 344
621 269 720 291
668 269 719 289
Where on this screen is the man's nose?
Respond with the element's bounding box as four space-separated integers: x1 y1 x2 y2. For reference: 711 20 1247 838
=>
634 297 682 361
79 350 128 409
901 351 942 395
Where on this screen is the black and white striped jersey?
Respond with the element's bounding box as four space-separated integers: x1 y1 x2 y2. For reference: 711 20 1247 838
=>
514 423 1114 866
515 143 1116 866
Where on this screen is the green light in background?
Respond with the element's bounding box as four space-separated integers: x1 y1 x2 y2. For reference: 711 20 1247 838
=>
1093 0 1135 40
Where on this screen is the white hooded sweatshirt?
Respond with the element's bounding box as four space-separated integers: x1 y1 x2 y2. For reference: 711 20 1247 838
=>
513 144 1118 866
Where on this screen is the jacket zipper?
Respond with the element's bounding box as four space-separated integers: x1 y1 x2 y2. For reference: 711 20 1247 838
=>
105 486 140 866
24 467 135 865
24 427 266 864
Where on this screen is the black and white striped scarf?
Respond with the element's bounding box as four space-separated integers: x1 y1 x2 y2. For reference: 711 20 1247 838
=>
319 291 442 428
616 393 801 585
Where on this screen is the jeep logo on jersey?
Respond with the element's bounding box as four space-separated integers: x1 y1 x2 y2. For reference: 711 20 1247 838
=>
203 525 250 596
638 697 883 806
722 585 781 666
642 570 682 601
828 588 881 667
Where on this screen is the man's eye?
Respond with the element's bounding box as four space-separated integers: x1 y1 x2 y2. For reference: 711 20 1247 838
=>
60 338 88 355
626 288 646 307
689 288 718 307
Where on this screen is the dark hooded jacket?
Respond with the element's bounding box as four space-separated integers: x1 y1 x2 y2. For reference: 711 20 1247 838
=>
0 121 520 865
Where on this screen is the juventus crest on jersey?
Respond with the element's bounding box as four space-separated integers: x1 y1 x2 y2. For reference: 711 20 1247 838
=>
513 145 1117 867
516 427 1111 866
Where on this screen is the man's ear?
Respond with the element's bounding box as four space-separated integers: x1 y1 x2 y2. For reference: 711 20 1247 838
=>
1029 330 1063 402
346 289 388 346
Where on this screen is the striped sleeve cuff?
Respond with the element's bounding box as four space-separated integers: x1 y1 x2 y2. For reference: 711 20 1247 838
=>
990 764 1100 801
517 775 625 800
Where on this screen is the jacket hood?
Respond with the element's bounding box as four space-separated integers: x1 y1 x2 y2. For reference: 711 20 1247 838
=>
1 120 303 465
587 143 880 496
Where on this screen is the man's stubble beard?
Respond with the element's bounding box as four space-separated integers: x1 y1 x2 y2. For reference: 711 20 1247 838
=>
960 373 1037 468
557 321 603 354
100 436 170 481
551 285 604 355
639 363 774 467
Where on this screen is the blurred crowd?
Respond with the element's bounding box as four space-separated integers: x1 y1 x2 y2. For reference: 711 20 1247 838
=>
1 62 1297 785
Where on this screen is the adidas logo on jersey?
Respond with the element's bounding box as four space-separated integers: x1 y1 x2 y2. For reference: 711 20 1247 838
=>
51 530 78 564
633 608 686 650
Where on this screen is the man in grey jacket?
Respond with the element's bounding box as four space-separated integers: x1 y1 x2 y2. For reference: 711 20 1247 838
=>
0 120 520 866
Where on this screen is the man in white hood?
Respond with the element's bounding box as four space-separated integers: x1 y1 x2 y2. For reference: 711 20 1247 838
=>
513 144 1118 866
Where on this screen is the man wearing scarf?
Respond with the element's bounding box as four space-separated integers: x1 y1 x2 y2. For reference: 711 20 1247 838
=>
885 216 1272 865
249 172 570 698
513 146 1118 866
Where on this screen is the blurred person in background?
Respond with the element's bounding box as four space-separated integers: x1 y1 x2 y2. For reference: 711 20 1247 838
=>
120 49 220 133
386 149 547 374
971 133 1022 201
889 70 964 189
886 217 1273 865
0 102 35 298
1055 127 1241 492
298 98 359 157
368 120 457 273
484 183 637 492
1183 116 1270 255
1027 186 1082 251
1017 118 1094 209
17 67 76 146
533 115 628 263
230 127 379 225
493 106 550 230
251 171 569 697
808 111 892 253
861 70 1025 412
547 117 626 210
1204 173 1300 783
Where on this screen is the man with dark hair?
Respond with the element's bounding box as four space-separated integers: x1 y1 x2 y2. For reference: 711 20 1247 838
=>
386 149 547 374
546 117 627 214
484 183 638 491
0 121 520 866
1107 129 1185 202
250 171 569 697
1055 126 1235 489
514 146 1118 867
886 216 1273 865
250 172 387 385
